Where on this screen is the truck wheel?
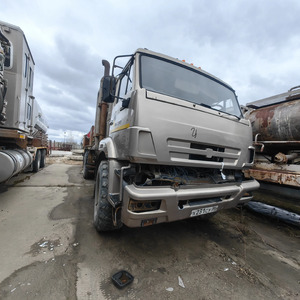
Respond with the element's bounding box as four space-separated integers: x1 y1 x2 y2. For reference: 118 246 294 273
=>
83 151 93 179
40 149 46 168
94 160 122 232
33 150 41 172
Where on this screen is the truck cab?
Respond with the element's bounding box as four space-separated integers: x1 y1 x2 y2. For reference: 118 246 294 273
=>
0 21 48 183
89 48 259 231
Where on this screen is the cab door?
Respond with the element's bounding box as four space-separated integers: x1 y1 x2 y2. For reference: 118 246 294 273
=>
23 52 35 132
109 58 135 158
109 60 134 135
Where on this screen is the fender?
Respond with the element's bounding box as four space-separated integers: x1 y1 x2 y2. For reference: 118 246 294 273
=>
98 137 117 159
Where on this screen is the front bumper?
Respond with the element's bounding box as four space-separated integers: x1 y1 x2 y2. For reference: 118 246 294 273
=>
121 179 259 227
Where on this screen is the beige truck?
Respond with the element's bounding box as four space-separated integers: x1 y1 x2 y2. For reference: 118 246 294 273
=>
83 48 259 231
0 21 48 183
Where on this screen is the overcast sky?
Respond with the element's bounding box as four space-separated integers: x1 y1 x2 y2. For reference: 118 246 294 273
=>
1 0 300 142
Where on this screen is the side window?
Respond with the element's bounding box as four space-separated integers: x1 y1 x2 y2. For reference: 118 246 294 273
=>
118 76 126 99
4 46 11 68
24 54 28 77
118 64 133 99
27 103 32 120
128 66 133 92
0 33 11 68
29 67 33 87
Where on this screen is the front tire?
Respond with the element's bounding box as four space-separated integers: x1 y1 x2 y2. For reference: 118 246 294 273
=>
83 151 93 179
94 160 122 232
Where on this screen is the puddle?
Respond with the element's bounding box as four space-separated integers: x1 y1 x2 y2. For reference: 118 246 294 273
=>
26 237 62 256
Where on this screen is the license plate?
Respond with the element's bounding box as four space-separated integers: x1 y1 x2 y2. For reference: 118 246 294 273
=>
190 206 218 217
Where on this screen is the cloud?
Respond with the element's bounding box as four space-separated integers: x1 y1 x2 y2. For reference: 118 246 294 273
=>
1 0 300 142
32 32 102 138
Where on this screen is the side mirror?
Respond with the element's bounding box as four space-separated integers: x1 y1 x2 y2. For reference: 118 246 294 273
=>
121 98 130 109
102 76 116 103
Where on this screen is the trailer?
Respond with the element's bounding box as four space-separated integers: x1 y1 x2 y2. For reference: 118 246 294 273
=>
84 49 259 232
0 21 48 183
243 86 300 189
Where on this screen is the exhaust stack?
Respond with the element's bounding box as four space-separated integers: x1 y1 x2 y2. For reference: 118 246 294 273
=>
94 60 110 148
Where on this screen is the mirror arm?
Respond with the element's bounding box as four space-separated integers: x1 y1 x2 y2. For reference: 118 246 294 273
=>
109 94 127 102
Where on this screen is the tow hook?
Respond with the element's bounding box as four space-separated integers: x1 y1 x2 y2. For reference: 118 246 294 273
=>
112 207 121 227
109 193 122 227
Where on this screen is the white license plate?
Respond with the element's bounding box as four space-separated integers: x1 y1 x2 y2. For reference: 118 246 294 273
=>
190 206 218 217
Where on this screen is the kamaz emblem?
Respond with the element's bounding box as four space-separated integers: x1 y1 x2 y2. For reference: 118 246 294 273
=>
191 127 197 138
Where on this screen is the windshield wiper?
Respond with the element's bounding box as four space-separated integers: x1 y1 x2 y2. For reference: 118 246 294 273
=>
199 103 241 120
199 103 211 109
220 111 241 120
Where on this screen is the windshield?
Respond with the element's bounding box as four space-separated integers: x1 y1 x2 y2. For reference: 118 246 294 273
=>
140 55 242 118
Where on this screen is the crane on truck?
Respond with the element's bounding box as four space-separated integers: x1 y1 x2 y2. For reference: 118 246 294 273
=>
83 48 259 232
0 21 48 183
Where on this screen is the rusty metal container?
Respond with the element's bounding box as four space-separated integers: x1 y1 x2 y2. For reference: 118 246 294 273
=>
247 99 300 141
245 86 300 141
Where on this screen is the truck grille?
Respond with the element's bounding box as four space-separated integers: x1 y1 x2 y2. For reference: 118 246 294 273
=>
167 139 240 165
189 143 224 162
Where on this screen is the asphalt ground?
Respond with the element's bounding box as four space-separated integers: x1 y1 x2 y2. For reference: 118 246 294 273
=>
0 161 299 299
